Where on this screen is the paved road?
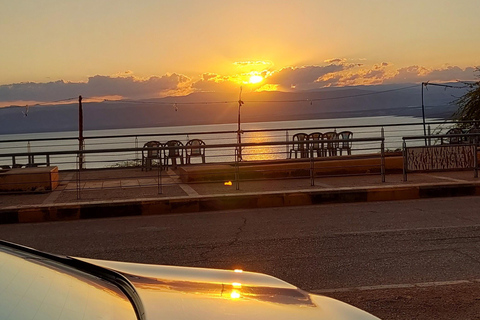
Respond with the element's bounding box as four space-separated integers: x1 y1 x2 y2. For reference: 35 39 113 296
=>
2 196 480 293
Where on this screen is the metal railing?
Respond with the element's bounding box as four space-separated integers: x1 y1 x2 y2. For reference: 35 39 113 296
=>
402 133 480 181
0 136 386 200
5 119 480 204
0 119 464 170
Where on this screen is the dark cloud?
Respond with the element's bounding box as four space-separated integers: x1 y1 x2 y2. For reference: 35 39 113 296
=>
373 62 390 70
266 65 347 90
0 80 82 102
191 74 239 93
0 74 190 102
364 69 388 80
324 58 345 64
311 74 344 88
85 74 189 97
200 73 218 81
428 66 477 81
386 66 476 83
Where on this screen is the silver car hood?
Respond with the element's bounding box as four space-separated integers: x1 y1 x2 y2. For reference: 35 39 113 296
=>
77 257 380 320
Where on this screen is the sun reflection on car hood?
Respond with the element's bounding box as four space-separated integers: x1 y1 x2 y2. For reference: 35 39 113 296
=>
76 257 380 320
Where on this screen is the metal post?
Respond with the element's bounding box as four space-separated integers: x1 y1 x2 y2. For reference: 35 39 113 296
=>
27 141 31 166
286 130 289 158
76 154 81 200
475 136 478 179
78 95 84 170
135 136 139 163
402 139 408 182
421 83 427 146
235 146 240 190
158 146 163 194
380 127 385 183
427 125 431 146
310 156 315 186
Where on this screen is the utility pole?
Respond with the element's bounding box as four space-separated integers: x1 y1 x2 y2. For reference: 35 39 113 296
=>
421 81 467 146
78 95 84 169
421 82 427 146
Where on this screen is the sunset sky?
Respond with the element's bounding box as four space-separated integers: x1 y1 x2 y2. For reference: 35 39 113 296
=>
1 0 479 104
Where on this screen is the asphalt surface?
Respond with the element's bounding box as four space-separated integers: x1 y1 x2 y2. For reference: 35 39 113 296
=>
2 196 480 319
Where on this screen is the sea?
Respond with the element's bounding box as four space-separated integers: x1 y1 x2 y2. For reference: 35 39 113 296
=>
0 115 450 170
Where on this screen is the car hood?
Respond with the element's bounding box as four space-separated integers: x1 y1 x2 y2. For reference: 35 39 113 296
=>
76 257 380 320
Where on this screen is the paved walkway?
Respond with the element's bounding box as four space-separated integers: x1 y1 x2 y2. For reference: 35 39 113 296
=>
0 165 479 223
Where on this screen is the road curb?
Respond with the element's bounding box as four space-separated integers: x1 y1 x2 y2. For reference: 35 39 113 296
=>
1 182 478 224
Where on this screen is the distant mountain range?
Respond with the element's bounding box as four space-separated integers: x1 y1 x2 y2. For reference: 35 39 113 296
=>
0 83 465 134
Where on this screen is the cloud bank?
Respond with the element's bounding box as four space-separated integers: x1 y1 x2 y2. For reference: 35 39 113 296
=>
0 62 477 107
0 74 190 106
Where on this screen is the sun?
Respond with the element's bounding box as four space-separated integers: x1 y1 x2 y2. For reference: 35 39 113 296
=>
249 75 263 84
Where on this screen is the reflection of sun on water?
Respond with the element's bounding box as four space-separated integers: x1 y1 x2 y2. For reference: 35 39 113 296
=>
242 133 278 161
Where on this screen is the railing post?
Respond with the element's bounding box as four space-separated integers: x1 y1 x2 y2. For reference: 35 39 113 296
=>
27 141 31 167
310 155 315 186
286 130 289 158
76 153 81 200
474 136 478 179
427 125 431 146
235 145 240 190
381 127 385 183
135 136 139 163
402 139 408 182
158 146 163 194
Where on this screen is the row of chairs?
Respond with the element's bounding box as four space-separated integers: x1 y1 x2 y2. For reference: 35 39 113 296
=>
142 139 206 171
143 131 353 170
289 131 353 159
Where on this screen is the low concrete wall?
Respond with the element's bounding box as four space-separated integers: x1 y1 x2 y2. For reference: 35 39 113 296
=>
0 167 59 192
179 154 404 183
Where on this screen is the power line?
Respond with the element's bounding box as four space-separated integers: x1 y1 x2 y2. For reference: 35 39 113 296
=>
248 84 419 103
1 83 462 109
102 99 235 105
101 84 420 106
423 81 471 90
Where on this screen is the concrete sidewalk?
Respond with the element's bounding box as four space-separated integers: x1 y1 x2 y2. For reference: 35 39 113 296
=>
0 165 479 224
